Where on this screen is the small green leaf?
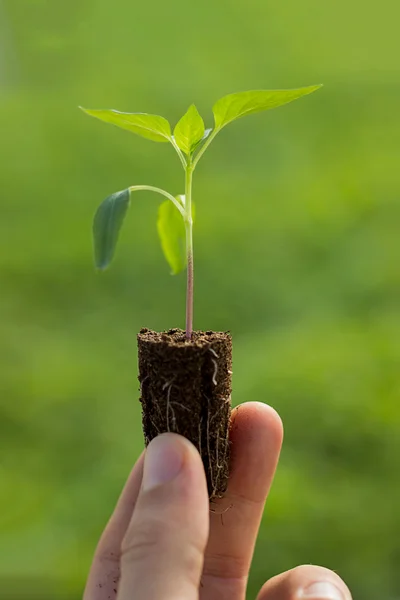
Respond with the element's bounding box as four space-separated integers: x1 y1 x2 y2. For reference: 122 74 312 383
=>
93 189 130 270
213 85 322 130
174 105 205 154
80 108 172 142
157 199 187 274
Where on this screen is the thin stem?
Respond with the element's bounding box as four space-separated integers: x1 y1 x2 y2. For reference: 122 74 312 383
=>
170 137 187 169
184 160 194 339
192 128 220 170
128 185 185 217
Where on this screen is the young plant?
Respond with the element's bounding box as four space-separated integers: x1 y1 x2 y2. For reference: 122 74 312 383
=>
80 85 322 340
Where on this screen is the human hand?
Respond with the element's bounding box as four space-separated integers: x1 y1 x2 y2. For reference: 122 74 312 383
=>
84 402 352 600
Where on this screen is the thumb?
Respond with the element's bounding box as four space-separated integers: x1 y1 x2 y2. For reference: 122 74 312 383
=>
118 433 210 600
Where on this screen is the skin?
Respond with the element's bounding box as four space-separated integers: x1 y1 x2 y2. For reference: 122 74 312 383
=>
84 402 353 600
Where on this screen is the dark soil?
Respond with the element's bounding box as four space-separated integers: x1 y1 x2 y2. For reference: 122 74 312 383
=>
137 328 232 499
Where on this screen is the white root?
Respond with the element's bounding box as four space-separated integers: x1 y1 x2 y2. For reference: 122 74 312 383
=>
206 396 217 498
221 418 230 467
139 375 150 397
170 400 191 412
165 384 177 432
215 430 220 471
149 416 161 435
198 416 203 459
211 359 218 386
162 377 175 390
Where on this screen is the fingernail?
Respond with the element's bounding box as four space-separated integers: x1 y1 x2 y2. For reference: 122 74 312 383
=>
143 434 184 491
299 581 344 599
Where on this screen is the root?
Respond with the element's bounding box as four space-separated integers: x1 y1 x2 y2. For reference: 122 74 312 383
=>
209 348 219 358
201 391 231 498
221 419 230 469
211 359 218 386
215 411 230 491
209 503 234 516
162 377 176 390
209 499 234 525
162 379 187 433
139 375 149 397
149 415 161 435
206 395 217 499
163 380 192 433
215 430 220 471
170 400 190 412
165 383 175 432
198 416 203 458
149 389 163 421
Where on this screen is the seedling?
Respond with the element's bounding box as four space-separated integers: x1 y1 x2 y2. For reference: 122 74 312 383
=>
80 85 321 340
80 85 322 498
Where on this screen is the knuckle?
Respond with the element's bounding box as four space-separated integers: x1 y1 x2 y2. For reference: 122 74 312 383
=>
121 515 169 561
203 551 249 579
121 513 205 586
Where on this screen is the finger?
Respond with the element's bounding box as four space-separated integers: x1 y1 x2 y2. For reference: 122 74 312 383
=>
118 433 209 600
257 565 352 600
83 453 144 600
201 401 283 600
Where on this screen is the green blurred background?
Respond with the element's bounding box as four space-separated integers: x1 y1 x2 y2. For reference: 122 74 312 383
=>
1 0 399 598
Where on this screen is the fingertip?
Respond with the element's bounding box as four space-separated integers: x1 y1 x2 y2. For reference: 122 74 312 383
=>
141 432 208 505
148 432 206 470
143 434 186 492
231 401 284 448
143 433 206 492
219 401 284 507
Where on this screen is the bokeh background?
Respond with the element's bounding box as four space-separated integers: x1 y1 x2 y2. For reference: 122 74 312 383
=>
1 0 399 598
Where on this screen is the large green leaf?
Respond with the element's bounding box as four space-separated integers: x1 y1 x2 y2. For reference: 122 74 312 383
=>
157 198 187 274
213 85 322 129
80 108 172 142
93 189 130 270
173 104 205 154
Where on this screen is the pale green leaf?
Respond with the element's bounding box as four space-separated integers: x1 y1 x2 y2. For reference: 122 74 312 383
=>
174 104 205 154
93 189 130 270
157 199 189 274
80 108 172 142
213 85 322 129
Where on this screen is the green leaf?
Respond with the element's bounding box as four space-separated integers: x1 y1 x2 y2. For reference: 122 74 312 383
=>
93 189 130 270
173 105 205 154
213 85 322 130
157 199 187 274
80 108 172 142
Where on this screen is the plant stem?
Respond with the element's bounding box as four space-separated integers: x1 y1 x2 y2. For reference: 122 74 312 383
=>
128 185 185 217
170 137 187 169
192 128 219 170
185 159 194 340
